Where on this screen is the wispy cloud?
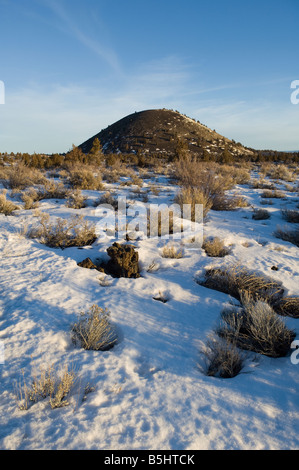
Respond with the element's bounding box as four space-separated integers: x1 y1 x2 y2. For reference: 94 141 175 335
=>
40 0 122 75
2 45 298 153
0 56 194 153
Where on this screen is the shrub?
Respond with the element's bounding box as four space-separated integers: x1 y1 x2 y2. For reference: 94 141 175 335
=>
161 244 183 258
71 304 117 351
261 189 286 199
201 336 245 378
21 190 40 210
96 191 119 210
15 364 76 411
174 157 232 190
3 164 46 190
0 190 20 215
223 166 251 185
66 189 87 209
130 174 143 187
274 226 299 247
250 178 276 190
175 187 212 220
217 292 296 357
103 169 120 183
28 213 96 248
174 157 248 213
281 208 299 223
267 164 296 182
252 208 271 220
211 193 248 211
198 264 284 305
260 199 273 206
49 367 76 409
68 167 103 190
37 180 69 200
273 296 299 318
202 237 230 257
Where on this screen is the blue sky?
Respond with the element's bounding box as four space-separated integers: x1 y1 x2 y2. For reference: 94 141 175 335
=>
0 0 298 153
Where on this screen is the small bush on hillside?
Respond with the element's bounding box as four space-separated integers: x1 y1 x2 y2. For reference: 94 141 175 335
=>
37 180 69 200
68 167 103 190
200 335 245 378
96 191 119 210
161 244 183 259
221 165 251 185
267 164 296 182
21 180 69 208
175 187 212 220
211 193 249 211
15 364 76 411
261 189 286 199
198 264 284 305
274 225 299 247
49 367 77 409
202 237 230 257
260 199 273 206
174 157 249 213
130 174 143 187
66 189 87 209
28 213 96 248
71 304 117 351
103 170 121 184
2 164 46 190
250 178 276 190
217 292 296 357
252 208 271 220
0 190 20 215
273 296 299 318
21 190 40 210
281 208 299 223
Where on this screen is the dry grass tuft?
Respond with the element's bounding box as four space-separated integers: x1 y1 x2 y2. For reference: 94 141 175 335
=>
71 304 117 351
161 244 183 259
198 263 284 305
200 335 245 378
66 189 87 209
202 237 230 257
67 166 103 190
37 180 69 200
281 208 299 223
252 208 271 220
96 191 119 210
261 189 286 199
15 364 76 410
273 296 299 318
0 190 20 215
28 213 96 248
174 187 212 220
217 292 296 357
274 225 299 247
2 164 46 190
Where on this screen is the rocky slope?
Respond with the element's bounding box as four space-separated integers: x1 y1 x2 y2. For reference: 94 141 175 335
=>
79 108 255 160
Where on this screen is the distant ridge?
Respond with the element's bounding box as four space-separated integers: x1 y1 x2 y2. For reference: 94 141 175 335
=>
79 108 255 161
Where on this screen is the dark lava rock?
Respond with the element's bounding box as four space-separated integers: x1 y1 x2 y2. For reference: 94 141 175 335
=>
106 242 140 278
77 257 104 272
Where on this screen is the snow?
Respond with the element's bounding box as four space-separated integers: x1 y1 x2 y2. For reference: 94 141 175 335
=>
0 169 298 450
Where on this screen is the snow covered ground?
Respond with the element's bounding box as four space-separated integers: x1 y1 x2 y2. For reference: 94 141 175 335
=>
0 167 298 450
